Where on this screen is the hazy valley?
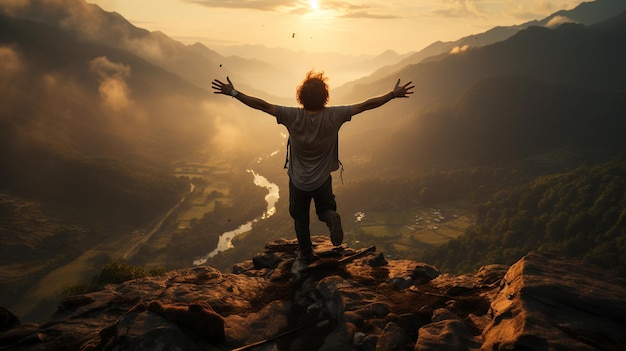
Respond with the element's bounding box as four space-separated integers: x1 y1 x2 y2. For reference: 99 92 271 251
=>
1 0 626 324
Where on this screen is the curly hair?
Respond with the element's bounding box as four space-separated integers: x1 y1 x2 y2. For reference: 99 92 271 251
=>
296 71 329 111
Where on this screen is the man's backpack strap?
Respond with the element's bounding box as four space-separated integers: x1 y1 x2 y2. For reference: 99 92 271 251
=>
283 138 291 169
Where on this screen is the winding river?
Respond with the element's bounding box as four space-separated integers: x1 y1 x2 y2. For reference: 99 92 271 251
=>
193 170 279 265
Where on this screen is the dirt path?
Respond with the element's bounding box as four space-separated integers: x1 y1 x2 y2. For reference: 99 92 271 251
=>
122 195 185 260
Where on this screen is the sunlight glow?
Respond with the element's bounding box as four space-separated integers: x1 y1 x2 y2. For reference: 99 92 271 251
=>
87 0 590 55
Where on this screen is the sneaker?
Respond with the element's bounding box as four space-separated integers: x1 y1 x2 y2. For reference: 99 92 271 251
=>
327 211 344 246
297 250 318 265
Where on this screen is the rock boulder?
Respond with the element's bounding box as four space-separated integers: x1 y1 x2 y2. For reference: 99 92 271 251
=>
1 237 625 351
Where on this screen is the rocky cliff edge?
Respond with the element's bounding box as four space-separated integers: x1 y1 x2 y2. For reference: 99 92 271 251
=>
1 236 625 351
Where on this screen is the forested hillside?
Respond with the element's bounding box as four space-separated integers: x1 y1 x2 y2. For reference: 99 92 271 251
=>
371 76 626 171
337 13 626 177
0 14 211 222
428 158 626 278
0 11 215 320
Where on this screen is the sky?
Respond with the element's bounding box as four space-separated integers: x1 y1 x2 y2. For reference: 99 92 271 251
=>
88 0 587 56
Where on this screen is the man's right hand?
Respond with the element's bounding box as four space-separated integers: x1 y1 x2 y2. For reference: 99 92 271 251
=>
212 76 236 96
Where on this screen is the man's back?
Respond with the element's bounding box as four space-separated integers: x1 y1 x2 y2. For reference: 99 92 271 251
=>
276 106 352 191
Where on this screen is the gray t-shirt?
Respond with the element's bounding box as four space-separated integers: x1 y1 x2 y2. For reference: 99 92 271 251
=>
276 105 352 191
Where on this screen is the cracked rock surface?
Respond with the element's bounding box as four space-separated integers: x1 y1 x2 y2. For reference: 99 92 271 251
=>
1 237 625 351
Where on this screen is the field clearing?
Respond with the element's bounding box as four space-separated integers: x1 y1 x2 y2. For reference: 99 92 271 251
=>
361 225 402 238
0 261 56 288
348 201 472 257
177 177 235 223
11 249 104 318
179 206 213 222
412 230 454 245
392 242 418 254
191 183 231 205
149 230 174 249
174 154 239 225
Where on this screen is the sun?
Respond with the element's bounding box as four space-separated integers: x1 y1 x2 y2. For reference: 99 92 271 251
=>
309 0 319 11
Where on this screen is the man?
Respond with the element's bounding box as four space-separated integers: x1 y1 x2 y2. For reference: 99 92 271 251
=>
212 71 414 263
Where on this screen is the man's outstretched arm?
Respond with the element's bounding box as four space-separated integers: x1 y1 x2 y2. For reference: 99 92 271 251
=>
351 79 414 116
212 77 277 116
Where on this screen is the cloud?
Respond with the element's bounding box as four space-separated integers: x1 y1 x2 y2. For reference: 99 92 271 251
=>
509 0 574 21
450 44 470 54
183 0 399 19
182 0 297 12
0 0 116 45
40 73 59 89
89 56 133 111
431 0 484 18
0 0 30 16
545 15 575 28
0 46 22 80
327 1 399 19
123 36 165 62
338 11 399 19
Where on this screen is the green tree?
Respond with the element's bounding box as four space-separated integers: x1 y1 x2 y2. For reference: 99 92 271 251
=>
427 158 626 278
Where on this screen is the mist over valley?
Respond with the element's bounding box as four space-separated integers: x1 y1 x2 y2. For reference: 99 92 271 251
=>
1 0 626 323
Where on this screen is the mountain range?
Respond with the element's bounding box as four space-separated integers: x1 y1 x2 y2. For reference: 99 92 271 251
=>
336 7 626 173
338 0 626 91
1 0 626 323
